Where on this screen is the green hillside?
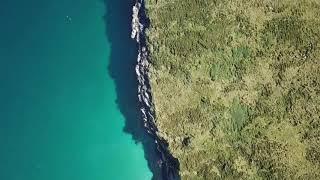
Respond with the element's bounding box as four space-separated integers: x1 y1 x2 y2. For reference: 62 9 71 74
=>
145 0 320 179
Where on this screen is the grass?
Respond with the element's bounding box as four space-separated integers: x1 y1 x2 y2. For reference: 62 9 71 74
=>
145 0 320 179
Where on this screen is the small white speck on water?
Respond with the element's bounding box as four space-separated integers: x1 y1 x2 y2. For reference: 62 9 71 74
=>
66 15 72 22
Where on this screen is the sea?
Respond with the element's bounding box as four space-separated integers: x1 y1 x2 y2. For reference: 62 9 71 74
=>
0 0 154 179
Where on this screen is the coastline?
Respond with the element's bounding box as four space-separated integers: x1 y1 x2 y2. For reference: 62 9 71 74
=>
131 1 180 180
134 0 320 179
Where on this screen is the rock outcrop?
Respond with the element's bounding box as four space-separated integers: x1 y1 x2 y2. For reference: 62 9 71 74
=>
131 1 180 180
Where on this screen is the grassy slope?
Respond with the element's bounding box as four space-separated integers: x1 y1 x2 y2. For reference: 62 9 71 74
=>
145 0 320 179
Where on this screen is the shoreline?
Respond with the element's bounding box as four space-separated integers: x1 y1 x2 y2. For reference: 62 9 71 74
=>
131 1 180 180
135 0 320 179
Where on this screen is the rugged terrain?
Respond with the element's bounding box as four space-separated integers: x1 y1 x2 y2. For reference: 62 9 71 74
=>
145 0 320 179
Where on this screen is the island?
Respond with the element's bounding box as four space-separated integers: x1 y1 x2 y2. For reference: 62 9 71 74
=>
136 0 320 179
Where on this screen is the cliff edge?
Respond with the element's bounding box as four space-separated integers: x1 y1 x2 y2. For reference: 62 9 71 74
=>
132 1 180 179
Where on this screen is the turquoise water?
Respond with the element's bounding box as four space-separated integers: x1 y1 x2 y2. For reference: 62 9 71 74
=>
0 0 152 179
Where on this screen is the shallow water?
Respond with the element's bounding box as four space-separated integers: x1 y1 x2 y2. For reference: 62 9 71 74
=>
0 0 152 179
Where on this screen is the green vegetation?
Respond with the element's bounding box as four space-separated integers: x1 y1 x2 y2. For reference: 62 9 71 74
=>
145 0 320 179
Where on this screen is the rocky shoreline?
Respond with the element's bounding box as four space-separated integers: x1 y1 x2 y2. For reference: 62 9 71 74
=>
131 1 180 180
